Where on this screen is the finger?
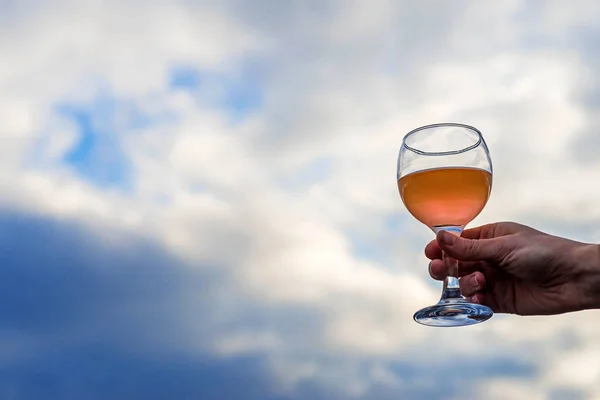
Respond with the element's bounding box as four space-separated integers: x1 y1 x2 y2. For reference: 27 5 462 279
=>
459 271 486 297
428 260 445 280
460 226 487 240
428 260 481 280
424 240 442 260
466 292 486 305
426 223 510 259
461 224 499 240
461 222 525 239
427 225 499 259
436 230 510 263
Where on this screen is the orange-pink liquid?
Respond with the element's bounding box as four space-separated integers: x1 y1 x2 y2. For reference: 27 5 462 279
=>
398 167 492 228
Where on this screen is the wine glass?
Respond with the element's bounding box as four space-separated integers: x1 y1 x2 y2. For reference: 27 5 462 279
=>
397 123 494 327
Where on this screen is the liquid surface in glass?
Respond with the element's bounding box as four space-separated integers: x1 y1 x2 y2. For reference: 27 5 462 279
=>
397 166 492 229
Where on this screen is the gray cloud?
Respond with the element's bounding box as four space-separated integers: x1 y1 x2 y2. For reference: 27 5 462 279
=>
0 211 539 399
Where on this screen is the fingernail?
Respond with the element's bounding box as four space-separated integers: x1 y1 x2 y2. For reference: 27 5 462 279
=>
428 261 437 278
471 275 481 290
438 231 456 246
469 295 479 304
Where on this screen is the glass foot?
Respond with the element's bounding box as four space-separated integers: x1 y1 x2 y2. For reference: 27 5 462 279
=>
413 299 493 327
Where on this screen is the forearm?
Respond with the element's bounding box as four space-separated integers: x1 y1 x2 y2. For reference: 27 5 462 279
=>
574 243 600 311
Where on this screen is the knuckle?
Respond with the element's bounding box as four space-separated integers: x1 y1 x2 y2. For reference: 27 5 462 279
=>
494 238 514 265
459 280 476 296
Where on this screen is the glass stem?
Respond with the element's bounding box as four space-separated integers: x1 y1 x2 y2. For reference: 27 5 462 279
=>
433 226 464 302
441 251 463 301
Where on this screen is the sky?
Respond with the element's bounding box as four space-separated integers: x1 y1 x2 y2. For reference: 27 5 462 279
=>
1 0 600 399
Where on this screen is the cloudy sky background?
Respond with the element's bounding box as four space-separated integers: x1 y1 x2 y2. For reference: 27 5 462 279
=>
1 0 600 398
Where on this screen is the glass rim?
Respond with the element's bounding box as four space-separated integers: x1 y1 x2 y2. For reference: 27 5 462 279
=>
402 123 483 156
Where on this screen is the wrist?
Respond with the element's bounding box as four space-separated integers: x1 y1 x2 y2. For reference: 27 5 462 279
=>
574 243 600 311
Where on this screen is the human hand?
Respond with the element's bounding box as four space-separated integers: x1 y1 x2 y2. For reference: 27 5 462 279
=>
426 222 600 316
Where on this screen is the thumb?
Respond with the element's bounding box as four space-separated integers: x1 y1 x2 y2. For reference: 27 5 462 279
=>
436 230 508 263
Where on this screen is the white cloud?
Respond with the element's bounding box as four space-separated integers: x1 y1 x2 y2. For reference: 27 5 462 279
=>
476 378 546 400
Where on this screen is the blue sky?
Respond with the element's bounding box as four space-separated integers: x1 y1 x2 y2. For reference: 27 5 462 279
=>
45 65 262 191
2 1 600 399
60 102 133 189
169 65 263 121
